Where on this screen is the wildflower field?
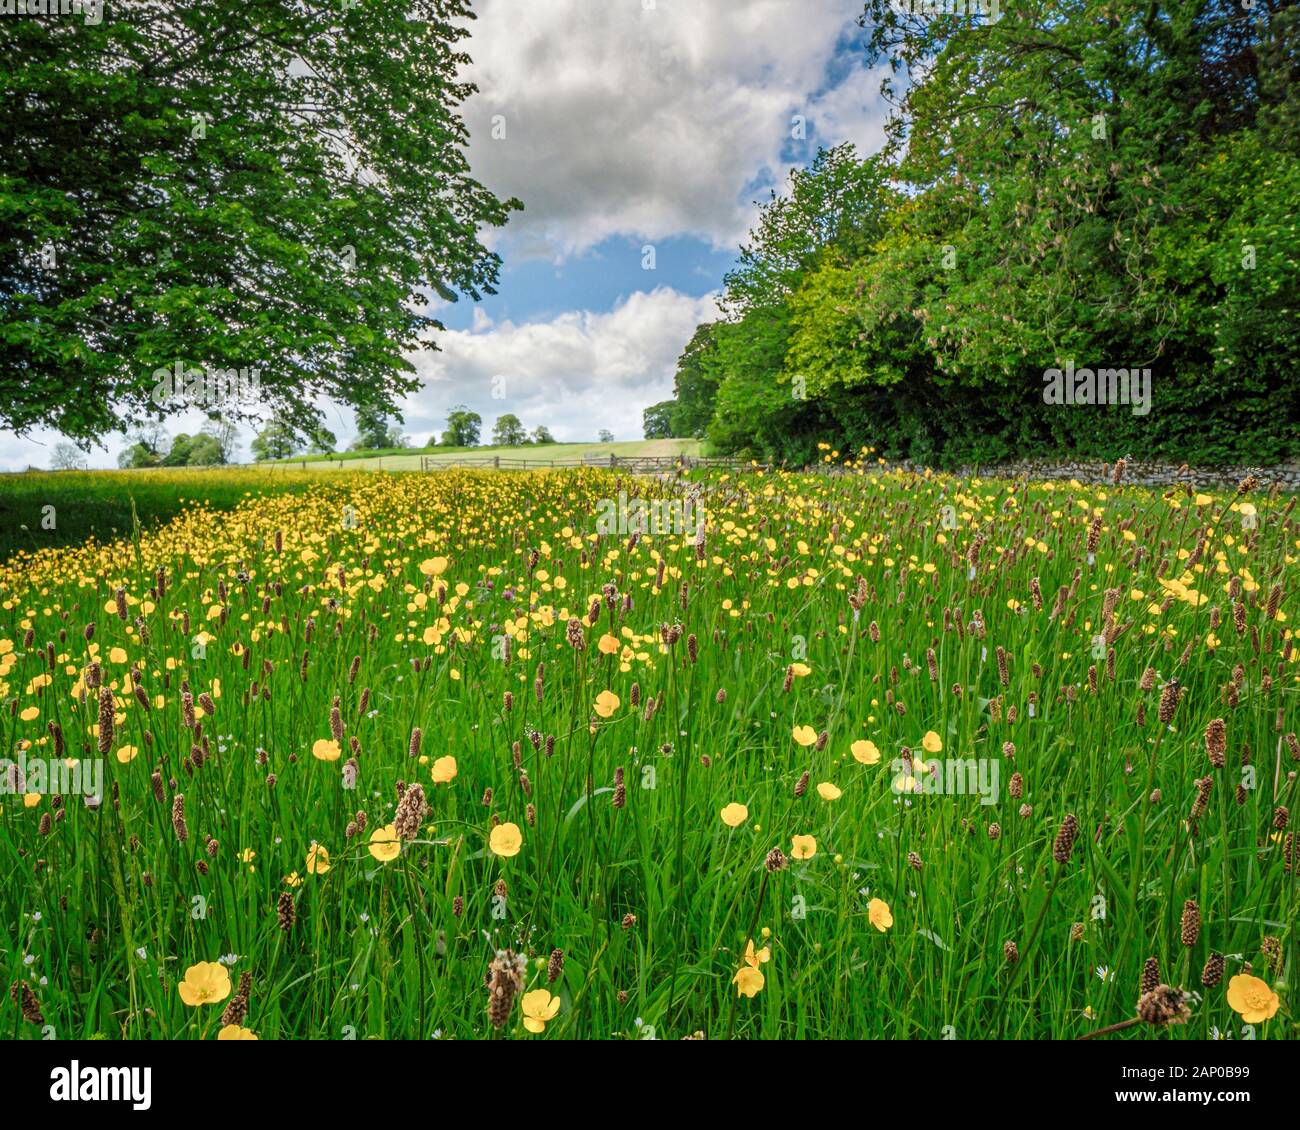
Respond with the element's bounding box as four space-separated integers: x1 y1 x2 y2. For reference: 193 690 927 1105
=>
1 464 1295 1041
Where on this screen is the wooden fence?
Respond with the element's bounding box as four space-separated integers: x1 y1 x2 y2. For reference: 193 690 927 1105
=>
417 453 761 475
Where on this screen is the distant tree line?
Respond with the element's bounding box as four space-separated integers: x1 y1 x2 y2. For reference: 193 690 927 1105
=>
101 404 609 468
240 404 572 462
117 419 240 468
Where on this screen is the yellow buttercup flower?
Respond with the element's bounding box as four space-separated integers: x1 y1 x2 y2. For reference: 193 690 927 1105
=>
489 821 523 858
1226 974 1279 1024
921 730 943 753
733 965 764 997
791 834 817 860
306 843 330 875
431 755 458 783
816 782 841 801
868 897 893 932
312 738 341 762
792 724 817 747
217 1024 258 1040
720 802 749 827
520 988 561 1033
732 940 770 998
851 739 881 765
178 961 231 1007
368 823 401 863
593 690 620 718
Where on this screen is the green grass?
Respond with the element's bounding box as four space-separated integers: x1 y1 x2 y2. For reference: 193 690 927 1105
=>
266 442 490 464
0 465 1294 1040
264 438 702 472
0 469 323 562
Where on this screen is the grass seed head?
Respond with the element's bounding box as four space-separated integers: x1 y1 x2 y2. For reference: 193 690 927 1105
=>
1052 814 1079 864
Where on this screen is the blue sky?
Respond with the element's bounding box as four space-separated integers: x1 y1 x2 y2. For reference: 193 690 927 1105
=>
1 0 890 468
437 235 737 333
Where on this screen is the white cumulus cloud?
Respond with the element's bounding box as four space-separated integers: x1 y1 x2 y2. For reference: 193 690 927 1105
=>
462 0 888 257
398 286 722 442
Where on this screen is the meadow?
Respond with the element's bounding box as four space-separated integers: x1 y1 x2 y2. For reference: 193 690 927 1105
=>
262 438 702 472
0 459 1295 1040
0 469 322 559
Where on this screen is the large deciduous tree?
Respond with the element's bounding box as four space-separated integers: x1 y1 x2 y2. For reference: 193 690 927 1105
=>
0 1 520 442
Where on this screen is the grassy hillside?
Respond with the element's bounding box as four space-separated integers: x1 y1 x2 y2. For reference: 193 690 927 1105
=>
262 438 702 472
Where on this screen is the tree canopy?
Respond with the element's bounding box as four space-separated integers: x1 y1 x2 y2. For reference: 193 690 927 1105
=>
1 1 520 443
662 1 1300 467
